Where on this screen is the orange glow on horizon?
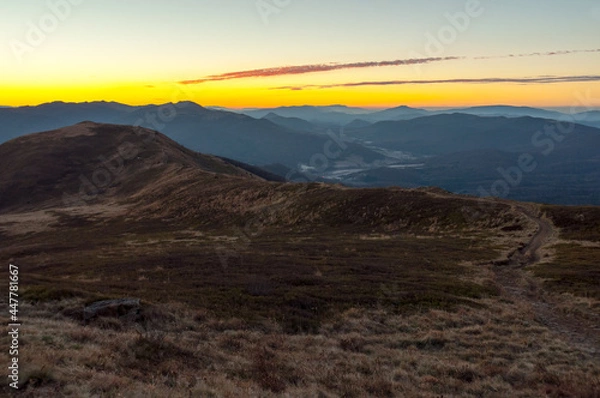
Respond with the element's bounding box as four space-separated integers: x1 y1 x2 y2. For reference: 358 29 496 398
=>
1 80 599 109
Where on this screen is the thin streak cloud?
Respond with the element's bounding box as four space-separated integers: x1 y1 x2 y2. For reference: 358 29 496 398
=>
179 57 463 84
178 48 600 85
272 76 600 91
474 48 600 60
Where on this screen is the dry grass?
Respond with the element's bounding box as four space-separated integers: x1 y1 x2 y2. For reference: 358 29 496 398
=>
1 293 599 397
1 125 598 396
533 242 600 300
7 206 509 334
1 196 598 396
0 210 58 236
543 205 600 242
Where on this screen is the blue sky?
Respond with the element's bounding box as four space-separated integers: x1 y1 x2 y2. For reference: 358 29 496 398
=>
1 0 599 107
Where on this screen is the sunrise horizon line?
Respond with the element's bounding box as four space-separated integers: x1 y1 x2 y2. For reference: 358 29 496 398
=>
2 100 599 113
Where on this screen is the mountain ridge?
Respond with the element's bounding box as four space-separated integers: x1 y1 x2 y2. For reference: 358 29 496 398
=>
0 122 274 213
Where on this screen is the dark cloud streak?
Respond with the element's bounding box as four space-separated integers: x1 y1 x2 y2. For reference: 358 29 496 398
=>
177 48 600 86
179 57 462 85
474 48 600 60
272 76 600 91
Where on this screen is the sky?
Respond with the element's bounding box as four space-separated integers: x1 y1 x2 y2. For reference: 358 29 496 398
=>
1 0 599 109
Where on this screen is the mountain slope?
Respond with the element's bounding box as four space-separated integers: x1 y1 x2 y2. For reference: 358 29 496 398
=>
0 122 522 229
348 113 600 155
0 122 270 213
1 124 598 398
0 101 129 142
440 105 565 120
2 102 598 206
363 105 429 122
342 114 600 205
240 105 374 126
114 102 385 169
262 112 319 133
344 147 600 205
575 110 600 128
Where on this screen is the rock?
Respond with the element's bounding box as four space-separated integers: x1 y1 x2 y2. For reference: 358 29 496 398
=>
83 298 141 323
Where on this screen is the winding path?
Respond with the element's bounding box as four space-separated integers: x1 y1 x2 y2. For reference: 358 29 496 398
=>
422 190 599 355
496 203 600 357
507 204 555 267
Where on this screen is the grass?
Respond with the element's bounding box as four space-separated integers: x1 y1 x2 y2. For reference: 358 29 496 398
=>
543 205 600 241
3 191 513 334
2 297 599 397
533 243 600 300
1 182 598 396
12 222 500 333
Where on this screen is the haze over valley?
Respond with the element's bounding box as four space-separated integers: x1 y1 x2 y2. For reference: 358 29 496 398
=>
2 101 599 205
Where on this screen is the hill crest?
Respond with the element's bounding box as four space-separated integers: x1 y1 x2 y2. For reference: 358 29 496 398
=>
0 122 271 213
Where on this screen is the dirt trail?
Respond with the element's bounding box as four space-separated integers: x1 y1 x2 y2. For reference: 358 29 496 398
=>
495 203 600 357
418 191 598 356
507 204 555 266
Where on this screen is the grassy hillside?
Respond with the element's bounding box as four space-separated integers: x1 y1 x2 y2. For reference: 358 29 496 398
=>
0 123 598 396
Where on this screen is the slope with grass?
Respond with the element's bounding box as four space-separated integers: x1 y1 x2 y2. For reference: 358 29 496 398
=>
0 122 272 213
0 123 599 397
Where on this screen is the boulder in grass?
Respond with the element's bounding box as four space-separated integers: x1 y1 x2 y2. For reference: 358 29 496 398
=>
83 298 141 323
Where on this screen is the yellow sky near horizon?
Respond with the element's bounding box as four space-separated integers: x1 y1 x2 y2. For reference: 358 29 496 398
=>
1 0 599 109
2 80 599 109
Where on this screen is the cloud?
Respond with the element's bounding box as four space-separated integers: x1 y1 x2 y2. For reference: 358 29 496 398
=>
179 57 463 85
178 48 600 86
473 48 600 60
272 76 600 91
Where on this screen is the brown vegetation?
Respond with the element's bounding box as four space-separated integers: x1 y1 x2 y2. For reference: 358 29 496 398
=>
0 123 598 396
1 293 599 397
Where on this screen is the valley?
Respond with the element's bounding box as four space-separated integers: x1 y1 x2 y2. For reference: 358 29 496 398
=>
2 102 599 206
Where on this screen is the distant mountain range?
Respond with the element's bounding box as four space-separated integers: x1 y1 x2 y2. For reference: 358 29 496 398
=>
0 101 386 170
342 114 600 204
2 101 599 205
0 121 505 230
261 112 321 134
234 104 600 129
446 105 565 120
238 105 374 127
345 113 600 155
